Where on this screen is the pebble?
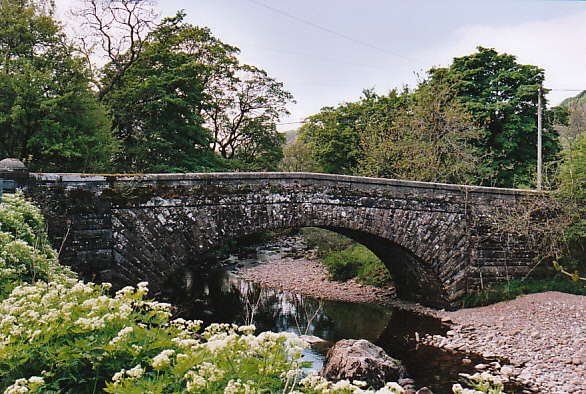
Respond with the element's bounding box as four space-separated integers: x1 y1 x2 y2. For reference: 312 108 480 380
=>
423 292 586 393
233 249 586 393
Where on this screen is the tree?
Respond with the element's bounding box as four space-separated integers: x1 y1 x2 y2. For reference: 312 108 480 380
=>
205 65 292 171
556 103 586 191
299 89 405 174
102 13 221 173
0 0 118 172
74 0 159 101
280 139 319 172
102 12 292 172
428 47 560 188
357 80 483 183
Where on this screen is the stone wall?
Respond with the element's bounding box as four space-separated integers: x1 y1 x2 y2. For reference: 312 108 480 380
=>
2 170 544 309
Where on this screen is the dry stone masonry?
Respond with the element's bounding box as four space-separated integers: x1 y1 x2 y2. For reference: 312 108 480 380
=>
0 164 545 309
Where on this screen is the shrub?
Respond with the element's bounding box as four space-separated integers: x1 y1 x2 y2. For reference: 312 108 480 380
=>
463 277 586 307
323 244 392 286
302 227 392 287
301 227 354 257
0 192 73 299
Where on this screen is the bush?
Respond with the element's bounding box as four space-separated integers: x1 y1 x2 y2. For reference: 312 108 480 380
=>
322 244 392 286
302 227 392 287
462 277 586 307
0 192 73 299
301 227 353 257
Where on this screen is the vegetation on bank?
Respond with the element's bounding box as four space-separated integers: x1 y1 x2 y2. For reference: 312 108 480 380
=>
462 277 586 308
301 228 392 287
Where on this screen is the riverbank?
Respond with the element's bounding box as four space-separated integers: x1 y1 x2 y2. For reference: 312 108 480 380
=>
235 258 586 394
428 292 586 394
233 256 436 314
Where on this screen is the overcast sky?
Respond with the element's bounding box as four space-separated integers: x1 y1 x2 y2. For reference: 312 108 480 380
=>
55 0 586 130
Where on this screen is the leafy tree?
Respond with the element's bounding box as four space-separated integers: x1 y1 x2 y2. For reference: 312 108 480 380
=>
102 13 225 173
556 103 586 191
428 47 560 187
358 80 483 183
101 12 291 172
206 65 292 171
0 0 118 172
280 139 319 172
299 89 405 174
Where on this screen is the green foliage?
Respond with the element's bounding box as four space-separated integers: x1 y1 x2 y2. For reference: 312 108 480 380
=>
280 139 320 172
550 103 586 274
102 13 222 173
301 47 560 188
323 244 392 287
0 0 118 172
300 227 354 256
301 228 391 287
0 192 71 299
429 47 560 188
358 80 483 184
300 89 406 175
102 11 292 173
462 278 586 308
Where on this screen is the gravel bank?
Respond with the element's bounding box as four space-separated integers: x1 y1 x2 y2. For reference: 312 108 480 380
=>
426 292 586 394
234 257 396 304
235 257 585 393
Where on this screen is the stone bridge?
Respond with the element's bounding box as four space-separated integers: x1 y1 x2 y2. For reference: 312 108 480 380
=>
2 165 542 309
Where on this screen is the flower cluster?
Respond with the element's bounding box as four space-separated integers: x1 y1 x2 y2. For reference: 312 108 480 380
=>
453 372 504 394
105 322 312 393
297 373 406 393
0 192 72 299
0 278 183 392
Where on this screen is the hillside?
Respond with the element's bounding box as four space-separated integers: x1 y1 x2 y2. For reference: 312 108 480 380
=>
560 90 586 107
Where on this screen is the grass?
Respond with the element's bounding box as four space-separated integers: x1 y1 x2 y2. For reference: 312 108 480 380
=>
301 227 392 287
462 276 586 308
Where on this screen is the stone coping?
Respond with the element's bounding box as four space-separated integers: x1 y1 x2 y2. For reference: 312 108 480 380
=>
27 172 541 197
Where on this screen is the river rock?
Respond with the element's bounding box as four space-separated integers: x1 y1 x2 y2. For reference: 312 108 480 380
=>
319 339 406 389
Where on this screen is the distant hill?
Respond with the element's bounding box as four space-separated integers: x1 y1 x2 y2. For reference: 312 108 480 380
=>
282 129 299 145
560 90 586 108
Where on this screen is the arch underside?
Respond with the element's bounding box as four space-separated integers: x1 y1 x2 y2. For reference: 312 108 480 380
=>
110 202 468 309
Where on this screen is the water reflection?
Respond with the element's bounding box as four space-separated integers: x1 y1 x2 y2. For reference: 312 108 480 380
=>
160 238 525 394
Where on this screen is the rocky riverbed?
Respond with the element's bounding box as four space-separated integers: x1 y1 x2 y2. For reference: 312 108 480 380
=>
234 257 586 394
427 292 586 394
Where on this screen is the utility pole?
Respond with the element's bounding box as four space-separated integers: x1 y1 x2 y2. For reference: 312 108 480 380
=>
537 85 542 191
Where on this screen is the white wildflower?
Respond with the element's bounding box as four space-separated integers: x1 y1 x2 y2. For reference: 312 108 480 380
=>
353 380 368 387
112 370 125 382
126 364 143 378
152 349 175 369
27 376 44 385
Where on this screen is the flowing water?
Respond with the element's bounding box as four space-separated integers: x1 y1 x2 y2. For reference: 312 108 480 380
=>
162 236 524 394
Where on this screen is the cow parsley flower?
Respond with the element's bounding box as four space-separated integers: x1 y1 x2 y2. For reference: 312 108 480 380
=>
152 349 175 369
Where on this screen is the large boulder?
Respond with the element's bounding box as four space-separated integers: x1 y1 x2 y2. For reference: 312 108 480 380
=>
319 339 407 389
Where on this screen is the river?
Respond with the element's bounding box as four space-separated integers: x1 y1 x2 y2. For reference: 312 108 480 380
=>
161 235 522 394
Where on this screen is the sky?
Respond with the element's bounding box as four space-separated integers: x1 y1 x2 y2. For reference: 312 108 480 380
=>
54 0 586 130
